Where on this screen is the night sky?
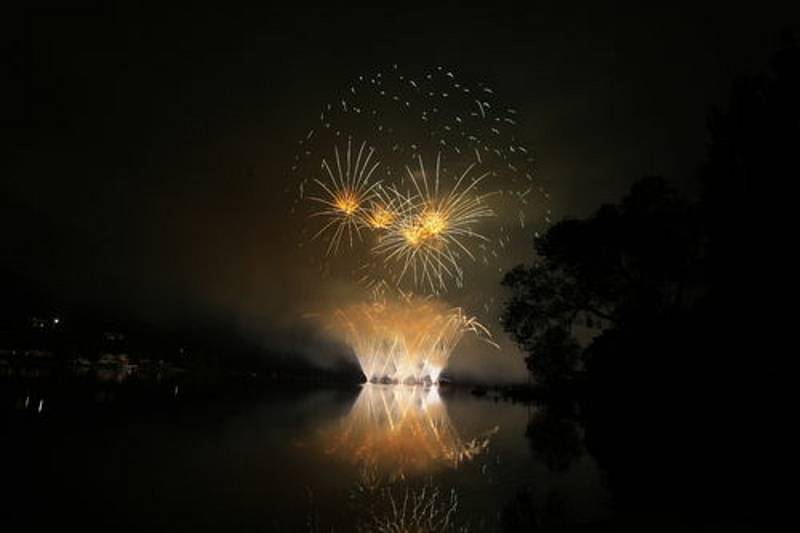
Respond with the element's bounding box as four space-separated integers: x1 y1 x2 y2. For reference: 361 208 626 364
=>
2 3 795 380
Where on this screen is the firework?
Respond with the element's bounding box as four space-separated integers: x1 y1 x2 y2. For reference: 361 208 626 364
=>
372 154 495 292
307 139 382 254
290 65 548 384
325 292 494 384
361 185 409 230
291 64 548 294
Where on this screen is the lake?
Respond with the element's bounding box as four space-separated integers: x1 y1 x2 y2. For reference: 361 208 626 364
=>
3 375 610 531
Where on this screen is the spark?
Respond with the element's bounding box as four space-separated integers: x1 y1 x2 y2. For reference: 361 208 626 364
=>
326 292 495 384
363 187 409 230
372 155 495 292
309 139 382 254
291 63 547 346
475 100 486 118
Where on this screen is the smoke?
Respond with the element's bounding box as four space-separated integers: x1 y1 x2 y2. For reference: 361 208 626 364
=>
308 293 492 384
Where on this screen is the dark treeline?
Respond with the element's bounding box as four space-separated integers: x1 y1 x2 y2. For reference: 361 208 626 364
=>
502 32 797 527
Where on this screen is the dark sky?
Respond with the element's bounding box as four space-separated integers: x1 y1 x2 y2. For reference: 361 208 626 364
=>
2 3 796 380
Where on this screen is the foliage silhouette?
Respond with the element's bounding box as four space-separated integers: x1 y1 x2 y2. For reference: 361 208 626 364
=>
502 175 702 389
503 32 798 526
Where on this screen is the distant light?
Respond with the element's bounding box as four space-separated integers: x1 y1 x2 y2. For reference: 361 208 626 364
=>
37 399 44 414
53 318 60 325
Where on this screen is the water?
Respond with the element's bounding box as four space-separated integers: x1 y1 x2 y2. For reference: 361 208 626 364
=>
2 376 610 531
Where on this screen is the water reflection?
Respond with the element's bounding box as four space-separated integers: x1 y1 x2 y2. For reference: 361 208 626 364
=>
318 384 491 531
322 384 498 483
3 377 611 531
354 480 468 533
525 406 584 473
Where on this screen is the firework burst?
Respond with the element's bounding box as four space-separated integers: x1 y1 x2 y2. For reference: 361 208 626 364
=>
291 64 549 295
372 154 495 293
308 139 383 254
361 184 412 230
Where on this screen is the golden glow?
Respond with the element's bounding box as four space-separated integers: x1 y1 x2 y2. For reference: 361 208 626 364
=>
401 225 424 247
398 210 446 248
309 140 381 255
323 293 494 385
372 155 495 292
321 384 498 481
419 208 447 237
334 190 360 216
306 148 496 290
366 205 396 229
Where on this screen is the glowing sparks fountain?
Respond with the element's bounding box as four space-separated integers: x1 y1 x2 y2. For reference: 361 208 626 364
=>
324 292 495 385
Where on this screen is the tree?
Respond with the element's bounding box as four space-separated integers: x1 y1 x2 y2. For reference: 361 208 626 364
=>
502 31 798 525
502 176 702 386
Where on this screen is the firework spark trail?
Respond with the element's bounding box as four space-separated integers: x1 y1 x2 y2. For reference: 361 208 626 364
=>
371 155 495 293
360 482 464 532
308 139 383 254
291 64 548 293
325 292 496 384
361 183 417 231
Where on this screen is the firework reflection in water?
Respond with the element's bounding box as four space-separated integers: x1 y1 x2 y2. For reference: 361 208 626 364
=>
323 384 497 484
356 480 467 533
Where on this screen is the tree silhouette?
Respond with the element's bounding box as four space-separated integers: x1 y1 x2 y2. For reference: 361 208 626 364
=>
700 29 799 391
503 31 798 525
502 175 702 387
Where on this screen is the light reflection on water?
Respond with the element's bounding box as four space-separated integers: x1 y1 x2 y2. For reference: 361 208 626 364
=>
2 379 609 531
321 384 498 483
315 384 500 531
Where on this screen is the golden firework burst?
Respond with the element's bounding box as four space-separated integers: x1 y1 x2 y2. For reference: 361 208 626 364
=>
309 139 382 254
372 155 495 293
